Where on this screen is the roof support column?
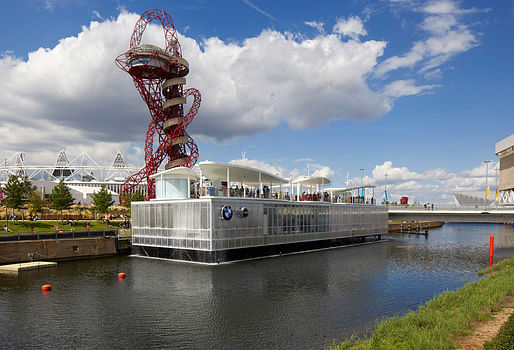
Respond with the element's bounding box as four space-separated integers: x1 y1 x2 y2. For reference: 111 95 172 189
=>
289 179 292 202
297 182 301 202
259 172 262 198
321 179 324 202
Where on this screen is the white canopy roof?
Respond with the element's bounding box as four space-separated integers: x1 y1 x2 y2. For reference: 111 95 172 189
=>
292 175 331 187
198 161 289 185
324 185 375 194
149 166 200 180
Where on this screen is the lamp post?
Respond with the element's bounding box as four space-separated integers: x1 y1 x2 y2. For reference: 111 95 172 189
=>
484 160 491 210
360 168 364 203
384 174 388 206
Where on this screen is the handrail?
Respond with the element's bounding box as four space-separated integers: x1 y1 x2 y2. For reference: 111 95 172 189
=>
0 229 118 242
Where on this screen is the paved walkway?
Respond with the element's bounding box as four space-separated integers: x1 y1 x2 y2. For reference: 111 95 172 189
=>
456 295 514 349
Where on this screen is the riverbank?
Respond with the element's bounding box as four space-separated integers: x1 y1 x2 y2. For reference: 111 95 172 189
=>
0 220 127 235
328 256 514 350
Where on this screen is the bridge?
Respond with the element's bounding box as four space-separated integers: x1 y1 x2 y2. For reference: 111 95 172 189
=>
388 207 514 224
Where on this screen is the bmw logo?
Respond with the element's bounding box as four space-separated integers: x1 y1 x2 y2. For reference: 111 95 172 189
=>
221 205 233 220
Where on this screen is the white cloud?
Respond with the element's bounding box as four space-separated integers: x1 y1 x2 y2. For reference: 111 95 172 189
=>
372 161 422 183
424 68 442 80
360 160 500 203
43 0 55 11
92 10 104 21
383 79 438 97
0 4 484 167
332 16 367 39
419 14 457 35
422 0 458 15
376 0 480 76
0 10 394 163
184 30 389 139
310 164 335 179
304 21 325 33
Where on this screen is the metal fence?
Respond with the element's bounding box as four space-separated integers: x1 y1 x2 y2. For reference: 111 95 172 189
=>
0 229 118 242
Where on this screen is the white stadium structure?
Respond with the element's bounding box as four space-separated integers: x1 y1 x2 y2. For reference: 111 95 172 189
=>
0 150 147 205
453 133 514 208
453 191 497 208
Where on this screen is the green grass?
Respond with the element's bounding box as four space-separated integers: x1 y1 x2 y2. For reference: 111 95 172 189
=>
328 257 514 350
0 220 127 235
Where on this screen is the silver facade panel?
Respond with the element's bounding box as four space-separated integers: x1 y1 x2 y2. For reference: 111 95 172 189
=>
132 198 387 252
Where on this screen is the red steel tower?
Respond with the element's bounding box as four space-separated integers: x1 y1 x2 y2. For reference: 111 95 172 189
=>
116 9 201 199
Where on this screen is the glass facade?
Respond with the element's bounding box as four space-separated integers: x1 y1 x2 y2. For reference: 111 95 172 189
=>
132 198 387 252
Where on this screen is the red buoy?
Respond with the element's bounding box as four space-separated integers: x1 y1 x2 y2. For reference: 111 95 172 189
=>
118 272 127 279
41 284 52 291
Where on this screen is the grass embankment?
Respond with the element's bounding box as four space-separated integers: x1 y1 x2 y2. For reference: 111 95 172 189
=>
328 257 514 350
0 220 129 236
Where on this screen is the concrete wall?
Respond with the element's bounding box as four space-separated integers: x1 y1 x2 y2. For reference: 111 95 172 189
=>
0 237 117 264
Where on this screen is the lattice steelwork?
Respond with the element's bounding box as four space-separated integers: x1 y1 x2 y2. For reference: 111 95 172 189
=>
116 9 201 199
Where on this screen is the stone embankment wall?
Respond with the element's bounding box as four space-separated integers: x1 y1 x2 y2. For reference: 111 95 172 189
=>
388 221 444 232
0 237 117 264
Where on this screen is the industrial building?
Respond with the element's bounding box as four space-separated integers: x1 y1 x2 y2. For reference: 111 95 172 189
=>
496 134 514 206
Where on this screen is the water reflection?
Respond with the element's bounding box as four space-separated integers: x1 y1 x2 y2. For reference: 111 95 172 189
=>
0 224 513 349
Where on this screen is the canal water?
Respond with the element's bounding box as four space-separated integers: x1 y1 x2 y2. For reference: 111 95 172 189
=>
1 223 513 349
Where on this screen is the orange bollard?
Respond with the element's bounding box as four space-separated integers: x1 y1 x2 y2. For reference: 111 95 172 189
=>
118 272 127 279
489 234 494 275
41 284 52 291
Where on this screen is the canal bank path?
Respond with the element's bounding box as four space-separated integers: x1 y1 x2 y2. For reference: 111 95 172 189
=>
456 295 514 350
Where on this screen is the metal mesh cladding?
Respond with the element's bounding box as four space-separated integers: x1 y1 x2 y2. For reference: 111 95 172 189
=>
131 198 387 252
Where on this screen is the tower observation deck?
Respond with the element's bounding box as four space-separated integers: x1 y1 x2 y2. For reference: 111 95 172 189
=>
116 9 201 199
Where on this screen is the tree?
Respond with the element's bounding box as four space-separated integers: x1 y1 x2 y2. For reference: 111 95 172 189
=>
28 187 43 215
121 191 145 208
91 185 115 216
3 175 32 219
49 179 74 223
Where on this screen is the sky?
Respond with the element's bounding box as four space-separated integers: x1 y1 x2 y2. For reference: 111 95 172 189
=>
0 0 513 204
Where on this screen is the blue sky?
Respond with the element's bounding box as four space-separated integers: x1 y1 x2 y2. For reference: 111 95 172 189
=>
0 0 513 203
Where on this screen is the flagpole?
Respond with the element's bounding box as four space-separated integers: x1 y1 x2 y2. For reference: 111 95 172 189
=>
384 174 388 206
1 186 5 232
495 167 499 207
